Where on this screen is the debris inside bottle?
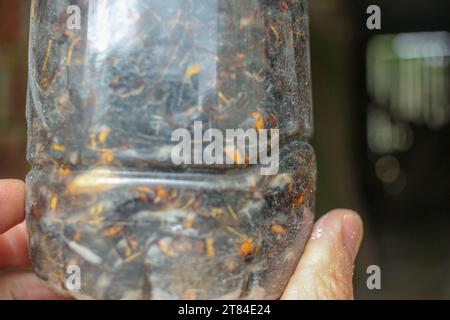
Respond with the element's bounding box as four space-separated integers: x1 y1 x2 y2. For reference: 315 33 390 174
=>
26 0 315 300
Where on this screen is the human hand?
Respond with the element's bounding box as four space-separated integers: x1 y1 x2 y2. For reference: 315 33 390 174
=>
0 179 362 300
0 180 61 299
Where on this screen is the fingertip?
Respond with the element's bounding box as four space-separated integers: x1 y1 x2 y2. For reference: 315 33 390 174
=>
0 180 25 195
321 209 361 222
282 209 363 300
313 209 363 261
0 180 26 234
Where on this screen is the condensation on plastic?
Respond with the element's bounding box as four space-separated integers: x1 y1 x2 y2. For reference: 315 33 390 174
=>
26 0 316 300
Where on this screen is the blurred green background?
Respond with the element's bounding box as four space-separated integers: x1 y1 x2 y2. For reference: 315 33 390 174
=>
1 0 449 299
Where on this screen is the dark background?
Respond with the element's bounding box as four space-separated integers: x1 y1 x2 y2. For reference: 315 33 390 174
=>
0 0 449 299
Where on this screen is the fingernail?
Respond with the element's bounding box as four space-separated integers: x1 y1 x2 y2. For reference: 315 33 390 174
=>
342 214 363 260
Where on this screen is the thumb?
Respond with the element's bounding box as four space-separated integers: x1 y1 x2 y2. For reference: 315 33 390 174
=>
281 209 363 300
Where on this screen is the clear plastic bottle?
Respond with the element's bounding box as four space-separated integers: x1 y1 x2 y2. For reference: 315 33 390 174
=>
26 0 315 300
